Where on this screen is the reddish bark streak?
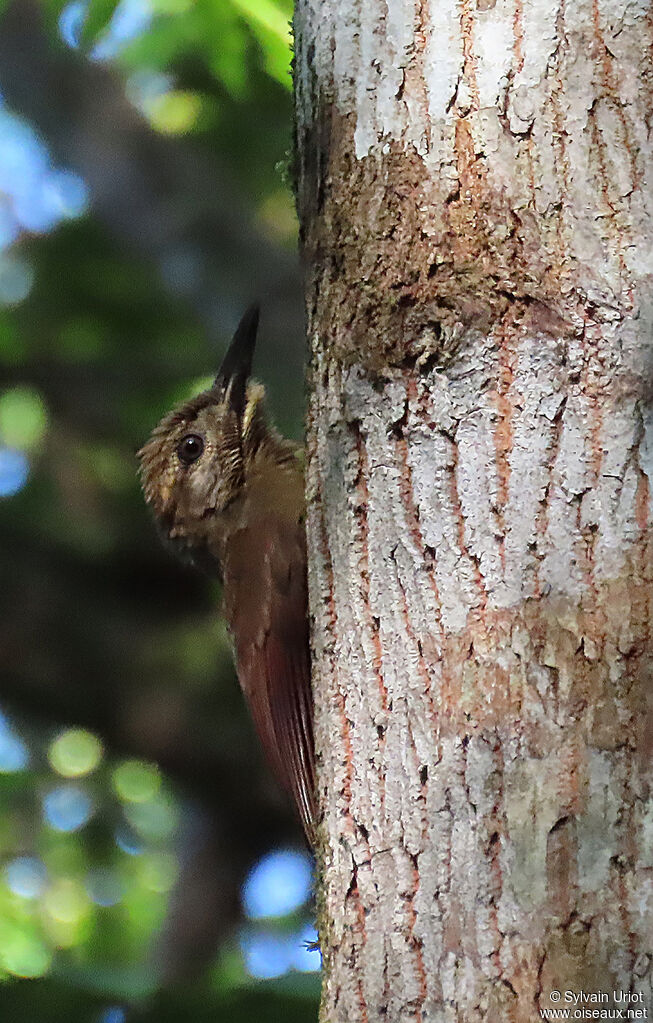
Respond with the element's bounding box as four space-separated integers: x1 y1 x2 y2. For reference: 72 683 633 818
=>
634 468 651 656
513 0 524 74
396 434 429 557
589 1 639 309
555 735 585 817
348 423 391 862
619 767 637 974
456 0 483 206
494 323 517 569
395 376 446 737
635 468 650 533
588 394 604 483
353 426 389 714
354 887 371 1023
408 860 428 1023
524 136 536 205
549 0 570 266
589 113 629 284
580 329 608 657
395 560 440 735
352 427 388 707
510 0 533 202
487 739 507 974
450 436 488 613
408 0 432 153
533 394 567 599
460 0 479 108
591 0 639 188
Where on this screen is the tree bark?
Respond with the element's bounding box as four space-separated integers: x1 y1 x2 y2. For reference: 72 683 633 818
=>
294 1 653 1020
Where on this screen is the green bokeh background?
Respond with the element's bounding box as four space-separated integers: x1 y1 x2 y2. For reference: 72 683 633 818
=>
0 1 317 1019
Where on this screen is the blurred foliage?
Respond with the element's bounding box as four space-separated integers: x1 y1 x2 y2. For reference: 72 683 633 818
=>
0 975 319 1023
67 0 294 94
0 0 317 1020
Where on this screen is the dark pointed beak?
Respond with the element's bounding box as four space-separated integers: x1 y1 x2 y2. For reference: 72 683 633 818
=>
214 304 260 418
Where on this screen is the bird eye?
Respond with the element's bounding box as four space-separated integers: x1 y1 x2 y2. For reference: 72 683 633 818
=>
177 433 204 465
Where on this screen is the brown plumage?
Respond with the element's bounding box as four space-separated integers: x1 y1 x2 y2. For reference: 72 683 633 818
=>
138 307 315 841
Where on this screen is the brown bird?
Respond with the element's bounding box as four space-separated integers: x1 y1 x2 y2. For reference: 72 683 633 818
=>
138 307 315 841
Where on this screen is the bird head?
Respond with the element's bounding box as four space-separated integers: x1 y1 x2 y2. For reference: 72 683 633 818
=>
138 305 268 553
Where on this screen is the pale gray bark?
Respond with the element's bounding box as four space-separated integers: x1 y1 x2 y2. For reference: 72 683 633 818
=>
294 0 653 1020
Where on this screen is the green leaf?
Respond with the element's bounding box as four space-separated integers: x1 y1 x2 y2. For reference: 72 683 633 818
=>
229 0 292 88
79 0 121 48
229 0 291 45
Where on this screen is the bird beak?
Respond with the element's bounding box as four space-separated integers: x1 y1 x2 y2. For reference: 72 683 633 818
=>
214 304 260 418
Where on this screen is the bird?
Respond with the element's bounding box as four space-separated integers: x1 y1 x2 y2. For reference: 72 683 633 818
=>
138 306 315 841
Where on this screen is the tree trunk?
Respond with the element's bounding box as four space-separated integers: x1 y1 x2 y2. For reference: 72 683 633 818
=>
294 1 652 1020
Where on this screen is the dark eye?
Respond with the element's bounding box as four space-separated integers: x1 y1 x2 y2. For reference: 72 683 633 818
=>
177 434 204 465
